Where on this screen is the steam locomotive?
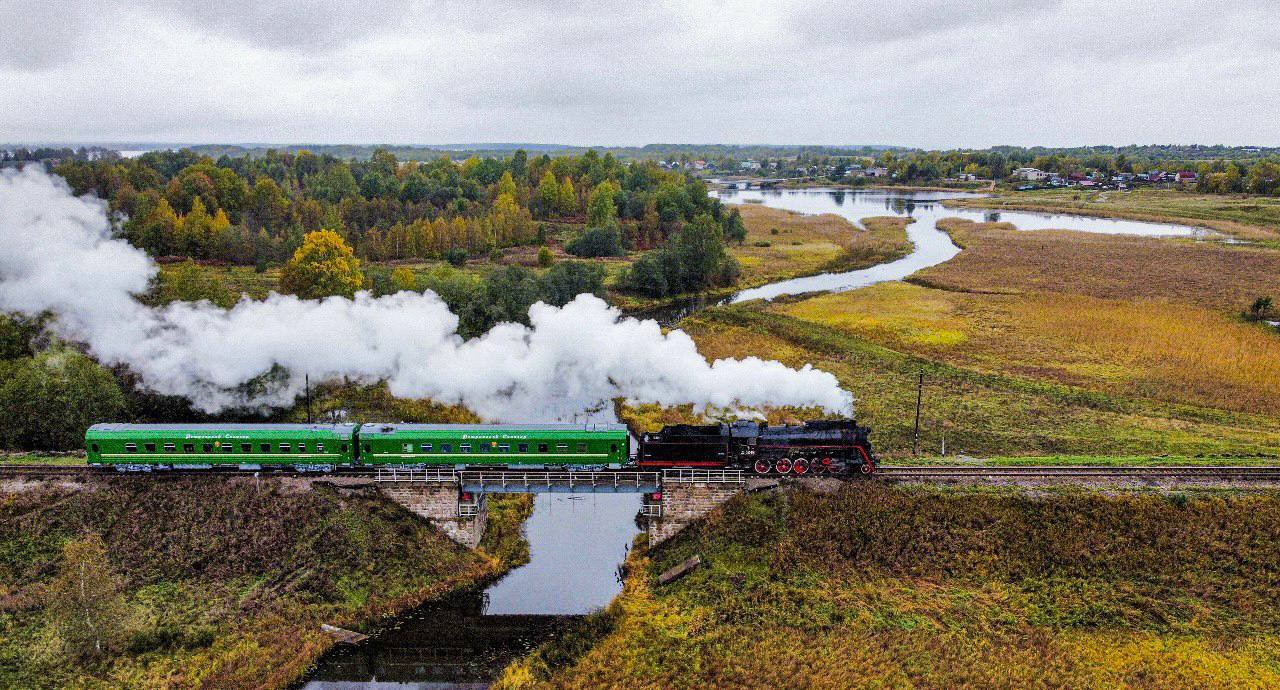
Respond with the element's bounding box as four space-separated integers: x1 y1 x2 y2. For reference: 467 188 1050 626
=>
636 419 875 476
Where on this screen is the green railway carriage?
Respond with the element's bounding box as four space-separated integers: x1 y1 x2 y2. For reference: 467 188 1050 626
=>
358 423 631 467
86 423 358 468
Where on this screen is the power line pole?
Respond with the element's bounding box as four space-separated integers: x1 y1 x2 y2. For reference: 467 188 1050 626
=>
305 373 312 424
912 369 924 456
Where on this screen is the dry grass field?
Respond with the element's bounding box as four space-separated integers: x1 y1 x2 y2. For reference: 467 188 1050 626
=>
913 218 1280 312
498 485 1280 690
730 204 913 286
944 188 1280 243
779 282 1280 417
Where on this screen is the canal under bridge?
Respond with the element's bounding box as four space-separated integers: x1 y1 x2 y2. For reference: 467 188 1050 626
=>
374 467 752 547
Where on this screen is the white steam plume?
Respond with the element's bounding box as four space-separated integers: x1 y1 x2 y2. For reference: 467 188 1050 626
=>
0 167 853 420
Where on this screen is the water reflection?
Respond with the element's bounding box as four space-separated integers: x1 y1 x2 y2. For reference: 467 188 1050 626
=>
301 494 641 689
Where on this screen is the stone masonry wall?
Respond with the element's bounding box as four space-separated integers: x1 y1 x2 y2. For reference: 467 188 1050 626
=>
648 481 744 545
378 481 488 549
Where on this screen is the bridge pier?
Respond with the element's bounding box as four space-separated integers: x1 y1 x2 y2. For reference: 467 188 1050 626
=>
645 471 747 546
377 477 488 549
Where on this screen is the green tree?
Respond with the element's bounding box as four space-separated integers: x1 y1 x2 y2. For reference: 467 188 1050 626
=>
496 170 519 201
279 230 364 299
533 171 560 219
46 533 129 661
537 246 555 268
0 350 127 450
246 178 289 232
539 261 605 306
586 181 619 227
305 164 360 203
724 208 747 244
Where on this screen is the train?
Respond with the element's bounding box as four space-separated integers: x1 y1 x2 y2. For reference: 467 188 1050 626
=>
86 419 875 476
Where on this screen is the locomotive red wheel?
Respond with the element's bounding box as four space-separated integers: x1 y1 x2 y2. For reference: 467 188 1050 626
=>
792 457 810 475
753 458 771 475
860 461 874 475
775 458 793 474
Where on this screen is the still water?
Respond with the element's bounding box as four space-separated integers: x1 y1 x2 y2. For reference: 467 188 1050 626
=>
715 187 1207 303
302 493 641 689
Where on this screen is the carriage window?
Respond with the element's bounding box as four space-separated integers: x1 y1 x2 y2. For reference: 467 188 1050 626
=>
91 444 99 452
538 443 548 453
298 444 307 453
340 444 348 453
164 443 175 452
184 444 194 453
518 443 528 453
279 443 291 452
241 443 252 453
460 443 472 453
577 443 587 453
144 443 156 452
125 443 137 453
202 443 213 453
403 443 413 453
610 444 618 453
420 443 432 452
362 444 370 453
556 443 568 452
316 443 325 453
260 443 272 452
498 444 510 453
441 443 452 453
222 444 233 453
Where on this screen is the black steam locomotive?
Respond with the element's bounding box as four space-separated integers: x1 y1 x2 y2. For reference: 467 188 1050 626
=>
637 419 875 476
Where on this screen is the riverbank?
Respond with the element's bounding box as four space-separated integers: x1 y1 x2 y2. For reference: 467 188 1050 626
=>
0 478 530 689
942 188 1280 245
494 483 1280 689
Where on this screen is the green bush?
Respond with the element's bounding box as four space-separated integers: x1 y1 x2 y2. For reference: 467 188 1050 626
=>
444 247 468 267
566 225 625 258
0 350 127 450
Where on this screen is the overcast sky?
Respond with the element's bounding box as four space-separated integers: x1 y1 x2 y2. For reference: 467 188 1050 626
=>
2 0 1277 149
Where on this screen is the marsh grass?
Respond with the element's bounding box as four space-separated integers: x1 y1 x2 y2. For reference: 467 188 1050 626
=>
730 205 912 285
498 486 1280 689
0 479 508 689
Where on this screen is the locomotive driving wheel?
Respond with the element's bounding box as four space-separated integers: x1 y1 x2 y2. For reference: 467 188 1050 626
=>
774 457 793 474
753 458 771 475
792 457 810 475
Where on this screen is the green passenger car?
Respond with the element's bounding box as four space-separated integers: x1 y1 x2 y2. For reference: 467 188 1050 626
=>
358 423 631 467
86 423 358 468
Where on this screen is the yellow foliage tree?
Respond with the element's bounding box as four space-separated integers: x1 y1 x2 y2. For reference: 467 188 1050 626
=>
391 266 418 292
279 229 364 299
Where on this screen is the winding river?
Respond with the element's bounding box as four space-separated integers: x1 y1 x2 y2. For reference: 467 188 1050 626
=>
716 187 1207 304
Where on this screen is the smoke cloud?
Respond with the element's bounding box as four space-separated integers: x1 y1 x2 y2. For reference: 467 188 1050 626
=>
0 167 853 420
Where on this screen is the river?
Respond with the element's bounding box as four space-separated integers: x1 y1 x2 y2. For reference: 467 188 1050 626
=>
300 187 1205 688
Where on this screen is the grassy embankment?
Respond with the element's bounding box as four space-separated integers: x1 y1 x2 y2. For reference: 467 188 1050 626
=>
943 187 1280 244
497 484 1280 689
661 212 1280 460
0 478 532 689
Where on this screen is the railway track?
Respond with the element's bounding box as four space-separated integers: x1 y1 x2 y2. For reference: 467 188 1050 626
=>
4 464 1280 483
878 465 1280 480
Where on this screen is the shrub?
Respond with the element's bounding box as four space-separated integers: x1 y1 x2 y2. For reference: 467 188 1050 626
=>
566 225 625 258
444 247 468 267
537 246 555 267
0 350 127 450
539 261 605 306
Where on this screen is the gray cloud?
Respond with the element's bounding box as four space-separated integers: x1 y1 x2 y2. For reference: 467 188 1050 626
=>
0 0 1276 146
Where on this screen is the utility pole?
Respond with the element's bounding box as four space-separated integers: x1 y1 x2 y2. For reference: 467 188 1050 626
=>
305 373 312 424
912 369 924 456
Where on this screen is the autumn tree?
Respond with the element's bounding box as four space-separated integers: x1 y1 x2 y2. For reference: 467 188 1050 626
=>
46 533 130 661
279 230 364 299
586 181 619 227
533 171 560 219
0 350 127 450
391 266 418 292
151 260 235 308
556 176 578 216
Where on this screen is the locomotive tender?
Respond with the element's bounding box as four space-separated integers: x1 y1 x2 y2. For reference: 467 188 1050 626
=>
86 419 875 476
